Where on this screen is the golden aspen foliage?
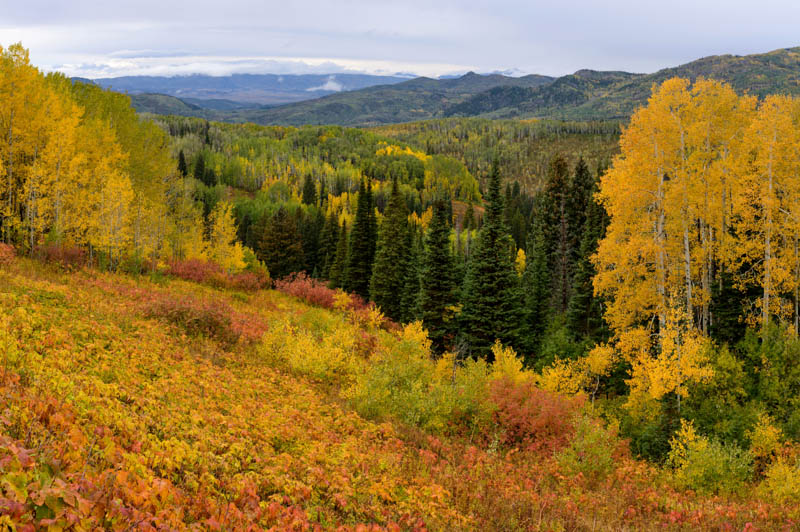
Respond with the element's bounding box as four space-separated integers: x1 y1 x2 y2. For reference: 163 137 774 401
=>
206 201 247 272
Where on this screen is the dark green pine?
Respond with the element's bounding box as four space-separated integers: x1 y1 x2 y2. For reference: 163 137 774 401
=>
177 149 188 177
301 174 317 206
370 179 410 321
318 212 340 279
328 220 348 290
418 200 460 354
400 224 423 323
257 206 304 280
345 178 377 299
522 213 551 355
459 160 524 359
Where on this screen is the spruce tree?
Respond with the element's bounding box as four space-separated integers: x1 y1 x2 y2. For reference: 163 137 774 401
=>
463 202 475 231
567 157 594 264
459 161 524 359
370 179 410 321
565 194 606 340
301 174 317 206
345 178 377 299
299 208 324 275
543 155 571 313
318 212 340 279
522 214 551 355
178 149 188 177
257 206 304 280
400 224 423 323
193 155 206 183
328 220 348 289
418 201 459 353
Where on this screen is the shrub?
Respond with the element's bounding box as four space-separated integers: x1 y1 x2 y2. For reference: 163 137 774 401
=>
346 322 493 433
167 259 224 284
36 244 86 270
0 243 15 266
489 378 585 454
261 317 363 383
668 420 753 495
274 273 337 309
146 295 240 347
758 456 800 504
557 415 619 486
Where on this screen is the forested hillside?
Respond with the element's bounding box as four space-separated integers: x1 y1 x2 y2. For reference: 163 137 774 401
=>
4 42 800 529
128 46 800 126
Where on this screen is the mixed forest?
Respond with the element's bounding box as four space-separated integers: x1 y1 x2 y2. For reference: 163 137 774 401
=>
2 42 800 529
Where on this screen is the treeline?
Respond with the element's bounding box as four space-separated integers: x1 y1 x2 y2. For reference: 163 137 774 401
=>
0 44 253 274
372 118 620 192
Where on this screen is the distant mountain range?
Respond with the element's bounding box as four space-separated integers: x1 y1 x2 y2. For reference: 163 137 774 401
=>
110 47 800 126
92 73 412 105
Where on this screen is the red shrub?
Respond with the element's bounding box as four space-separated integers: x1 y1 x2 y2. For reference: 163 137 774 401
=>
167 259 270 292
274 273 337 309
0 243 15 266
167 259 224 284
488 378 585 454
37 244 87 270
146 294 240 346
228 270 271 291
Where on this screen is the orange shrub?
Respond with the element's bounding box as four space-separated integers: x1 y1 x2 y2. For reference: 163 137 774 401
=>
489 377 585 453
36 244 86 270
0 242 15 266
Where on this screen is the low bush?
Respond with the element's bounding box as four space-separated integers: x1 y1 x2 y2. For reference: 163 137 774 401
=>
668 420 753 495
36 244 86 270
758 455 800 504
557 414 620 486
167 258 270 292
489 377 585 453
0 243 15 266
146 295 240 347
274 273 337 309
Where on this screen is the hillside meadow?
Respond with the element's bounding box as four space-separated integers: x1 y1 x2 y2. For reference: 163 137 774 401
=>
0 253 798 530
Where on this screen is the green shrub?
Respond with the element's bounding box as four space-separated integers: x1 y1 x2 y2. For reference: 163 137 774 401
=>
668 420 752 495
557 415 618 486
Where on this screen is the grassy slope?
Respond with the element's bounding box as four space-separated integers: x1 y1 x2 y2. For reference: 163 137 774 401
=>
1 258 797 530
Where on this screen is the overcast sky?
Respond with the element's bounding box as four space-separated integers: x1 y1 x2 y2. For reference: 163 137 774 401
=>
3 0 800 79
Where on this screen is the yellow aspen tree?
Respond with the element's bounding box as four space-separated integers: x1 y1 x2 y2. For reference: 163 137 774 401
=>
167 177 206 261
206 200 246 272
594 78 713 413
0 44 43 244
732 95 800 327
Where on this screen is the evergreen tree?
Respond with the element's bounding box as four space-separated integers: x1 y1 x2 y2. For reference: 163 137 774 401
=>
318 212 340 279
522 213 551 355
300 208 324 275
418 201 459 353
567 157 594 264
193 154 206 184
301 174 317 206
459 160 524 359
257 206 304 280
463 202 475 231
328 220 348 289
565 194 607 340
345 178 377 299
370 179 410 321
400 224 423 323
543 155 571 313
177 149 188 177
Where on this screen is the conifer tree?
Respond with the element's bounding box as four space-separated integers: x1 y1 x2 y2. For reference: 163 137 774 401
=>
193 155 206 184
459 160 523 359
345 178 376 298
544 155 571 314
400 224 423 323
328 220 348 289
177 150 188 177
318 212 340 279
300 208 324 275
522 214 551 354
463 202 475 231
565 194 607 340
257 206 303 280
418 200 459 353
370 178 409 321
301 174 317 206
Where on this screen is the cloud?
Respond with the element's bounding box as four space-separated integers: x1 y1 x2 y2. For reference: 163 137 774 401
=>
306 76 344 92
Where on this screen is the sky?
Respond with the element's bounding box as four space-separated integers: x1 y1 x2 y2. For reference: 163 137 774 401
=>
3 0 800 79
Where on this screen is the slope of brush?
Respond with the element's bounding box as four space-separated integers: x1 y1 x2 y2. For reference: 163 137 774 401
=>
0 255 798 530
